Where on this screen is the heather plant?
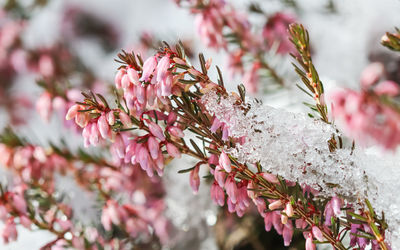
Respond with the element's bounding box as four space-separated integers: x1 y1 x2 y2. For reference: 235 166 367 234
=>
0 1 400 250
66 24 396 248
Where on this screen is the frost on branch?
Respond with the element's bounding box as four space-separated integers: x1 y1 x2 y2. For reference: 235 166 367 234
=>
202 90 360 197
202 90 400 248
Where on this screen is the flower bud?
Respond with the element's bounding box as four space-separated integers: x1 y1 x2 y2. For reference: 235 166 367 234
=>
136 85 146 104
285 202 294 217
140 56 157 82
312 226 324 242
115 68 126 89
211 182 225 206
161 76 172 96
138 146 151 171
331 196 341 216
360 62 384 89
114 135 125 159
210 118 221 133
188 68 202 77
157 56 171 82
98 114 110 139
219 151 231 173
305 232 316 250
166 143 181 158
119 112 132 128
259 172 279 184
127 67 139 85
121 74 131 89
189 165 200 194
168 126 184 138
12 194 27 214
75 112 90 128
2 219 17 243
20 216 31 229
281 214 288 224
148 121 165 141
214 165 226 188
374 80 400 96
167 112 177 124
146 84 156 106
36 92 52 122
147 136 159 159
65 104 79 120
173 57 186 65
268 200 283 210
247 181 256 200
106 111 115 125
89 122 100 146
283 222 293 246
225 177 238 204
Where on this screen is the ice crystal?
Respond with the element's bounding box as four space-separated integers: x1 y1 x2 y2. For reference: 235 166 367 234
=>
202 91 400 248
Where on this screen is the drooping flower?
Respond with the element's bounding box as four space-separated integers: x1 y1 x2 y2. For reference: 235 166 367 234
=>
312 226 324 242
36 92 53 122
262 12 296 54
219 151 231 173
140 56 157 82
189 165 200 194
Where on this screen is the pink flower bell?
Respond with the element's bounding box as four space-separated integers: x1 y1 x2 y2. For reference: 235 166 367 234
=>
211 182 225 206
36 92 52 122
219 151 231 173
140 56 157 82
147 120 165 141
189 165 200 194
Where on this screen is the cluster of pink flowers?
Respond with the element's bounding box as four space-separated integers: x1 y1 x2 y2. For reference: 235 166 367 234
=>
0 132 170 248
211 149 345 248
262 12 297 55
0 143 67 191
66 50 192 178
114 54 178 114
0 11 70 81
0 7 124 128
331 62 400 150
211 153 346 248
1 2 394 248
177 0 295 94
65 46 377 249
0 12 69 125
66 104 183 179
0 11 31 125
176 0 252 50
101 199 169 243
0 184 29 244
0 181 81 247
209 151 250 217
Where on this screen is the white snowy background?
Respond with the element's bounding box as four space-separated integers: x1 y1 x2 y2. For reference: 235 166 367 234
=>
0 0 399 249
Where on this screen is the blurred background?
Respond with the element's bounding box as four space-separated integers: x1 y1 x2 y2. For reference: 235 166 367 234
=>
0 0 399 249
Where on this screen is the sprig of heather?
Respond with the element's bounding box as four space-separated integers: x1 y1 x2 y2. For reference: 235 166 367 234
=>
289 23 328 123
288 23 345 152
289 24 390 249
0 182 77 247
0 128 169 248
0 181 140 249
326 28 400 150
175 0 289 92
381 27 400 52
66 39 393 249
